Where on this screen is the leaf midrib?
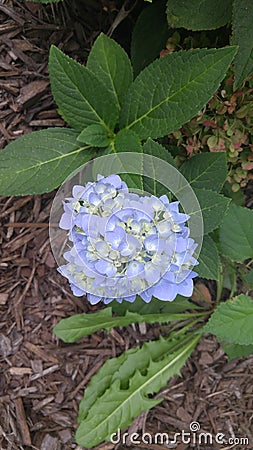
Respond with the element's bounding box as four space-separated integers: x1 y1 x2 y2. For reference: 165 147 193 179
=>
100 39 121 110
0 145 91 177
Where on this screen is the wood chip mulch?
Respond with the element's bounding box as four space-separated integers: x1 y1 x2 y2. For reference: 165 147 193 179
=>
0 1 252 449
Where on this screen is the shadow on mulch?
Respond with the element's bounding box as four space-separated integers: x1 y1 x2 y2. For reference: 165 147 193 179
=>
0 1 253 449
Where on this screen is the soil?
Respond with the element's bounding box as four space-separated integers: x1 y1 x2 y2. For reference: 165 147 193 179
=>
0 1 252 450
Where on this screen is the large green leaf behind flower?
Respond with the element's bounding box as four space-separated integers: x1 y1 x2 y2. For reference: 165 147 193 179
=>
87 33 133 108
166 0 232 30
232 0 253 88
49 46 119 132
197 235 220 280
119 46 237 139
179 152 227 192
131 0 168 75
220 203 253 262
0 129 94 195
204 294 253 345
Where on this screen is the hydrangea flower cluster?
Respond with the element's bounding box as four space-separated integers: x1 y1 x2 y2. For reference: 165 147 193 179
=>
58 174 198 305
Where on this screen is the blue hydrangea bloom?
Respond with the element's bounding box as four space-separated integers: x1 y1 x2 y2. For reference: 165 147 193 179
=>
58 174 198 305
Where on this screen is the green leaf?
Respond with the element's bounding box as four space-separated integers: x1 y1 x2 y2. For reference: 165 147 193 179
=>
87 33 133 108
0 128 94 195
143 138 176 167
114 129 142 153
197 235 220 280
76 333 200 447
166 0 232 30
53 307 200 343
220 203 253 262
222 261 237 291
78 332 188 422
98 138 176 200
131 0 168 76
142 139 176 197
143 139 176 167
48 45 118 132
91 141 144 193
119 46 237 139
113 129 143 191
193 189 231 234
111 295 201 316
232 0 253 88
203 294 253 345
180 152 227 192
77 124 112 147
222 342 253 360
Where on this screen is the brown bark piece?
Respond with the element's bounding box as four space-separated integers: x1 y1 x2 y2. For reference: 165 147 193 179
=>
0 293 8 305
14 397 32 446
24 341 59 364
41 434 59 450
16 80 49 110
9 367 33 375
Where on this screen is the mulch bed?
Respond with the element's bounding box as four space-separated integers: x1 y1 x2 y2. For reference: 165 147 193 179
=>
0 1 253 449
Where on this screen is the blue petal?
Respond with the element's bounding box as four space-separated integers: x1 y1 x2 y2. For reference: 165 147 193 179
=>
159 195 170 206
139 289 153 303
99 174 125 189
106 214 119 232
144 235 158 252
171 211 189 224
169 201 179 212
88 192 100 206
163 270 176 283
95 259 117 276
75 214 107 237
175 236 189 252
151 279 177 301
87 293 102 305
106 226 126 250
177 278 194 297
123 295 137 303
126 261 144 277
144 264 161 284
103 297 116 304
70 283 86 297
120 234 141 257
72 185 86 198
59 212 72 230
74 213 88 231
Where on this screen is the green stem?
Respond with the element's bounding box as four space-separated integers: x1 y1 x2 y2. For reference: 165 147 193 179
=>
215 265 223 305
245 259 253 268
164 314 208 338
229 271 237 298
